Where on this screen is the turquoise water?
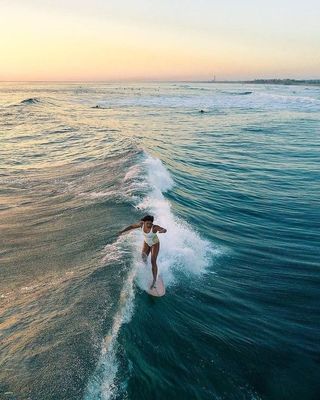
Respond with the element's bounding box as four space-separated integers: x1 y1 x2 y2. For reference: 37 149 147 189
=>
1 82 319 400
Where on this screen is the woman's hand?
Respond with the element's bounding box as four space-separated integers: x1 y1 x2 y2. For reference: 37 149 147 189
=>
156 226 167 233
118 228 128 236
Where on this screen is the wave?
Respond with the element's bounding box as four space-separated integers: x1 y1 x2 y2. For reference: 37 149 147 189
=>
7 97 42 107
84 152 219 399
242 127 265 132
20 97 41 104
176 85 212 91
10 97 57 107
220 90 253 95
236 91 252 95
134 155 216 289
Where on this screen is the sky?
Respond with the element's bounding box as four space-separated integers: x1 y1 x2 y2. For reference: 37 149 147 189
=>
0 0 319 81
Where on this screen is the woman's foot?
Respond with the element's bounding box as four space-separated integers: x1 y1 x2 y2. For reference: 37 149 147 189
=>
150 280 157 289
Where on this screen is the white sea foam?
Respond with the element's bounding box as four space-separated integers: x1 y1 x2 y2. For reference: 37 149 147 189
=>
84 152 220 400
133 153 218 291
84 235 136 400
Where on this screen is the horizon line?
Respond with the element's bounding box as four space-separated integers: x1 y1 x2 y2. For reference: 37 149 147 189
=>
0 77 319 84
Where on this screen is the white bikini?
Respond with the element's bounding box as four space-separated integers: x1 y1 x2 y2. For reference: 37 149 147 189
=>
141 223 159 247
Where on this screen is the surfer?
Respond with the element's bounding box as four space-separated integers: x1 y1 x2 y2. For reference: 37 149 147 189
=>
119 215 167 289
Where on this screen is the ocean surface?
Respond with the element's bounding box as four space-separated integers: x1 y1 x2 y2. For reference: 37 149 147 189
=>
0 82 319 400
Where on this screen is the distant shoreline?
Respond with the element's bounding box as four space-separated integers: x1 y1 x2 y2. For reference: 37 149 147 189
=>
199 79 320 86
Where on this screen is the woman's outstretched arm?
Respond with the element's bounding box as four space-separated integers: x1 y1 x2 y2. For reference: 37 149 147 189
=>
118 222 142 235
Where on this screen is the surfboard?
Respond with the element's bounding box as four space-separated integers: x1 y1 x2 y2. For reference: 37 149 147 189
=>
147 275 165 297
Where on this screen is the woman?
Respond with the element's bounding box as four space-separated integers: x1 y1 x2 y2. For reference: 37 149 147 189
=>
119 215 167 289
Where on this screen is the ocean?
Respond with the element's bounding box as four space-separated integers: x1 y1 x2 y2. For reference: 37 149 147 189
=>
0 82 319 400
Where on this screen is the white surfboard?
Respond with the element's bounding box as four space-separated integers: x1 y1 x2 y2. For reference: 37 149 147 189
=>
147 275 166 297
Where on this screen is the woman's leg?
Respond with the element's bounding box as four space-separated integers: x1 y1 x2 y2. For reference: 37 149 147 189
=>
150 242 160 288
141 242 151 263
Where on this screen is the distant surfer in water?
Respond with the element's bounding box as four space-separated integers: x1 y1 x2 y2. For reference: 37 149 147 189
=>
119 215 167 289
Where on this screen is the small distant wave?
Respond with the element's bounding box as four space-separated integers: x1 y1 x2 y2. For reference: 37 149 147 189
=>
242 127 265 132
20 97 41 104
9 97 58 107
177 85 212 91
8 97 43 107
221 90 253 95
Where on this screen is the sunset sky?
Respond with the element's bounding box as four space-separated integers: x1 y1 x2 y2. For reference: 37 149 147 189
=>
1 0 319 81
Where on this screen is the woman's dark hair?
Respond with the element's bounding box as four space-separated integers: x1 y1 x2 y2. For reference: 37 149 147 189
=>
140 215 154 222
